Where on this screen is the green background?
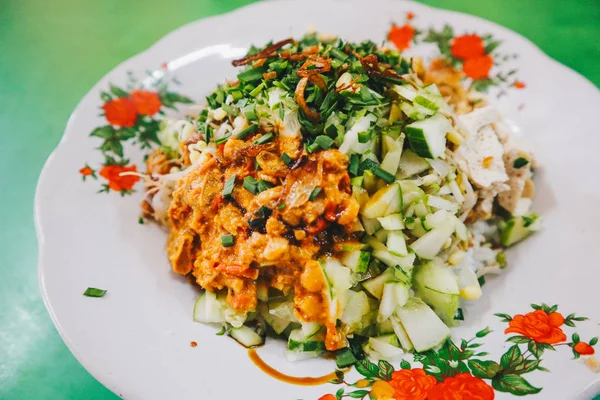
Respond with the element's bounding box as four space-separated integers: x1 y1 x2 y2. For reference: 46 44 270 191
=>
0 0 598 399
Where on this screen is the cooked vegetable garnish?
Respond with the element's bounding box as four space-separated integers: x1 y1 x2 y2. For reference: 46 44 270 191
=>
142 32 540 362
83 288 107 297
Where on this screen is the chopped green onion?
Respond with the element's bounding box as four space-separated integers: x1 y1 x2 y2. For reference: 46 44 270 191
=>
221 234 235 247
496 251 507 268
331 48 349 61
83 287 107 297
277 203 286 210
335 347 358 368
248 206 272 230
230 90 243 100
357 130 372 143
256 179 274 193
373 167 395 183
243 176 259 194
281 152 293 166
216 326 227 336
244 107 258 121
306 142 320 153
254 132 275 145
138 217 144 225
222 174 236 197
513 157 529 168
214 134 231 145
309 187 322 201
236 124 259 140
349 154 360 176
222 103 238 117
250 82 266 97
314 135 335 149
454 308 464 321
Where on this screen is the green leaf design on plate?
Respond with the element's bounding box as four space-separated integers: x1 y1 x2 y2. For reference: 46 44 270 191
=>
109 84 129 97
347 390 369 398
377 360 394 380
512 359 541 374
468 359 501 379
492 374 542 395
400 359 411 370
475 327 493 338
90 125 116 139
355 359 380 379
506 335 531 344
500 345 524 371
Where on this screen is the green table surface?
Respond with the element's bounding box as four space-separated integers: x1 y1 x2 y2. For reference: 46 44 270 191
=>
1 0 598 399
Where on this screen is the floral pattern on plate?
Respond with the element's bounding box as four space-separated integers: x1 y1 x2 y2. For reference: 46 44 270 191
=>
320 303 597 399
79 71 192 195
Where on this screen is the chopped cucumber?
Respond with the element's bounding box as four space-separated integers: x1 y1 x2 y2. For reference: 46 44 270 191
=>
454 218 468 242
413 262 460 326
386 231 408 256
362 217 382 236
285 349 321 362
374 228 389 244
362 182 403 219
372 249 415 274
269 299 298 322
395 297 450 352
424 210 451 230
341 250 371 273
390 316 414 351
414 200 429 218
229 325 265 348
397 149 431 179
410 217 455 259
427 195 459 212
365 335 403 360
500 213 540 247
362 268 396 299
377 214 404 230
341 291 371 329
321 258 352 321
405 114 451 159
381 149 402 175
301 322 322 338
399 180 425 211
378 282 410 322
377 319 395 334
193 291 225 324
288 328 326 353
259 303 290 335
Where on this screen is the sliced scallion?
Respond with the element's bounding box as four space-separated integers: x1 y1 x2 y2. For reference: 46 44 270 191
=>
254 132 275 145
221 234 235 247
222 174 236 197
314 135 335 149
83 287 107 297
236 124 259 140
309 187 322 201
281 152 293 167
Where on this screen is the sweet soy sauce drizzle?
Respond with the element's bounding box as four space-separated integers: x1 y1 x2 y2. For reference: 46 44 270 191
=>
248 348 347 386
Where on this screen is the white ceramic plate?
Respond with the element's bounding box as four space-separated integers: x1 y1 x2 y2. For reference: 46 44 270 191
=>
36 1 600 399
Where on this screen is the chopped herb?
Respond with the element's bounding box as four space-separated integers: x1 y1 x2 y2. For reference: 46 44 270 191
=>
236 124 259 139
281 152 293 166
309 187 322 201
237 67 265 82
138 216 144 224
216 326 227 336
314 135 335 149
513 157 529 168
277 203 286 210
254 132 275 145
221 234 235 247
249 82 266 97
222 174 236 197
349 154 360 176
454 308 464 321
478 275 486 287
83 287 107 297
243 176 259 194
214 134 231 145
